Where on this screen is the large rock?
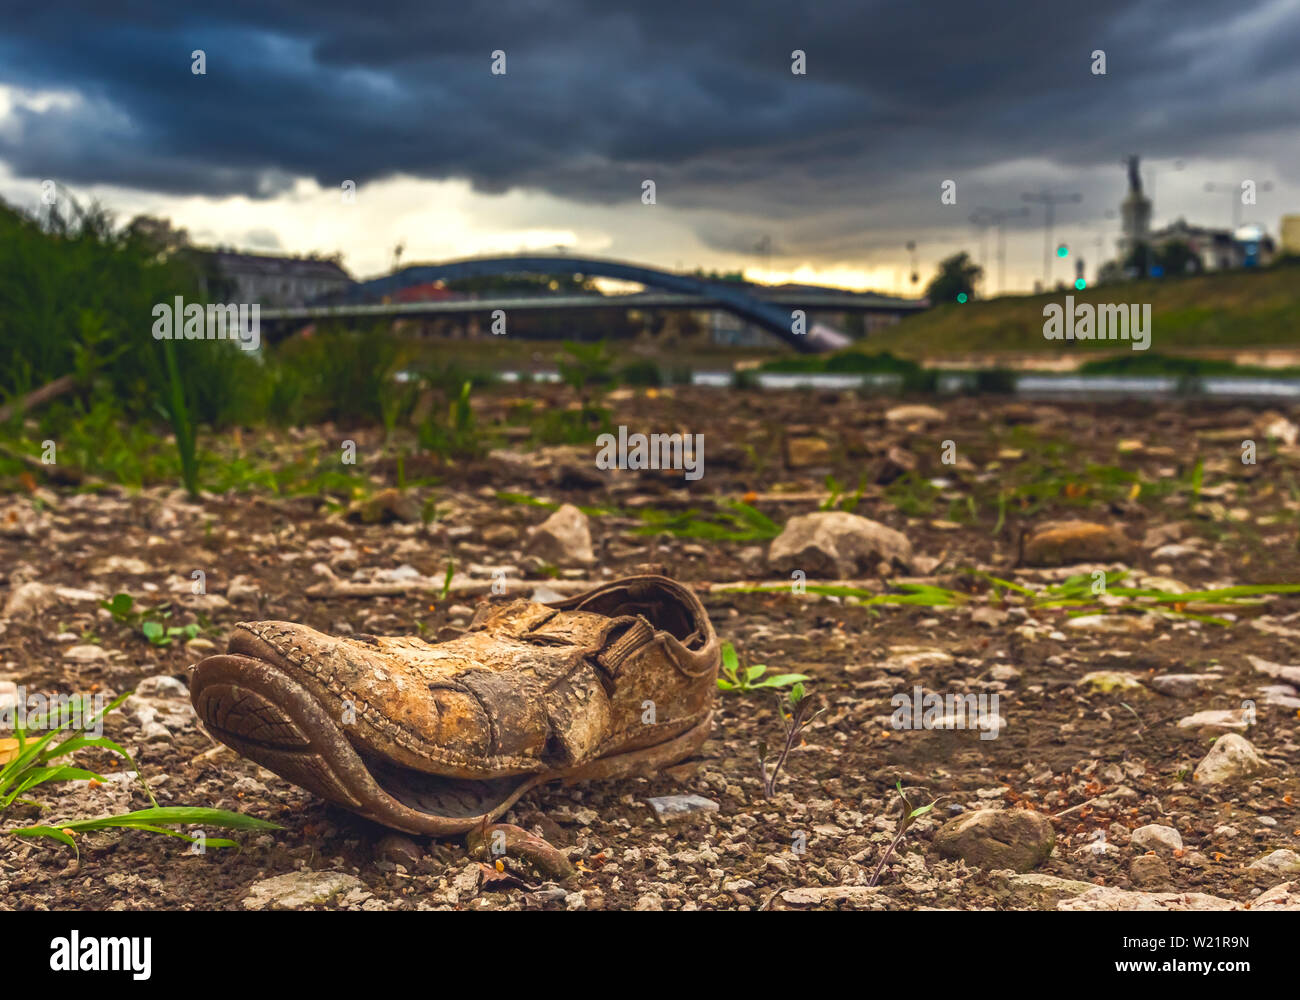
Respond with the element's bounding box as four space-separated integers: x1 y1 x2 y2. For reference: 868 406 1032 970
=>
780 885 880 906
768 511 912 577
1193 733 1267 786
526 504 595 567
1251 881 1300 910
1059 887 1240 911
1248 850 1300 876
997 872 1095 908
933 809 1055 873
1022 520 1134 567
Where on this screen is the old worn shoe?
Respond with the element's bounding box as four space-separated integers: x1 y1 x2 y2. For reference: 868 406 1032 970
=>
190 575 718 835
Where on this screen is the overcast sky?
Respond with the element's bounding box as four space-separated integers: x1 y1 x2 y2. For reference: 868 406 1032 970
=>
2 0 1297 293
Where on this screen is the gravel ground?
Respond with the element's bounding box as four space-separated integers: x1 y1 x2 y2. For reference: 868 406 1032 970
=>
2 389 1299 910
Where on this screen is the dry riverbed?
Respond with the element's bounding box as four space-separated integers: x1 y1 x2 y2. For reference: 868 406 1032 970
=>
2 388 1300 911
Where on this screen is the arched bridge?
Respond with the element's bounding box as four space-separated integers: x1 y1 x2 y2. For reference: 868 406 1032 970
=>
338 254 847 352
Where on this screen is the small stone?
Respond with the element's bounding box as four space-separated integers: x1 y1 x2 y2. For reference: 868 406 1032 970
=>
135 675 188 698
1150 673 1209 698
375 834 423 867
482 524 519 547
242 871 365 910
875 446 917 484
646 794 719 823
90 556 152 576
63 644 108 663
1131 824 1183 853
634 892 664 911
786 436 832 469
226 576 261 604
1022 521 1134 567
877 646 953 675
1193 734 1266 786
1129 854 1172 889
451 863 482 896
347 488 421 524
1077 670 1146 694
1246 654 1300 686
1177 708 1252 736
885 404 945 426
933 808 1055 873
970 607 1011 628
2 581 58 619
1066 615 1154 634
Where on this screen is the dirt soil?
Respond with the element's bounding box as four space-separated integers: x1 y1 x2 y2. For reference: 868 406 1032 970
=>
2 388 1300 910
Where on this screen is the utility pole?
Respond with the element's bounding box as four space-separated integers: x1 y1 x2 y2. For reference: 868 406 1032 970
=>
1146 159 1183 227
1094 209 1117 283
1022 190 1081 289
968 212 992 296
754 234 772 281
1205 180 1271 231
971 207 1029 295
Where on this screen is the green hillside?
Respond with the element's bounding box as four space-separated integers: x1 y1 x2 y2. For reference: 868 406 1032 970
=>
868 258 1300 357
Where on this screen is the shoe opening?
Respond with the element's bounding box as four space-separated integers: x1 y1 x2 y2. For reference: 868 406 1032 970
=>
565 578 704 646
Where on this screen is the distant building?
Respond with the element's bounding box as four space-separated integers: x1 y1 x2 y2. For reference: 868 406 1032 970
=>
1281 215 1300 256
1149 218 1276 271
391 281 463 303
189 249 352 307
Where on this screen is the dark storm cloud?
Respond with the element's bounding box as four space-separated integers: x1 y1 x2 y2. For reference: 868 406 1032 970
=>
1 0 1297 253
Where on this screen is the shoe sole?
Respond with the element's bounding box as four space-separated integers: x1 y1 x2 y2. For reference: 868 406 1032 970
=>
192 652 712 836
